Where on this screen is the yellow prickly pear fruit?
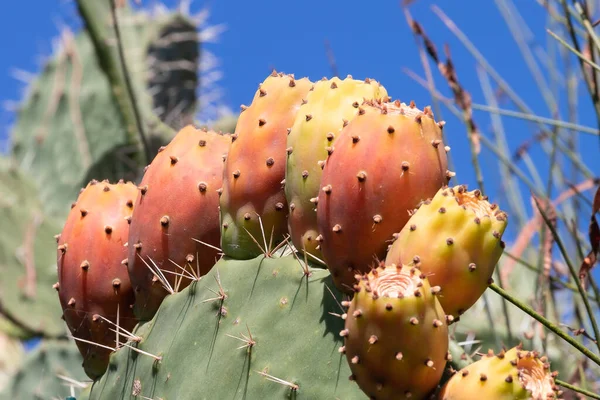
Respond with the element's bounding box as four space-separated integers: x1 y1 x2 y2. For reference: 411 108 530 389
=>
385 185 508 318
439 346 561 399
342 264 449 399
285 76 388 261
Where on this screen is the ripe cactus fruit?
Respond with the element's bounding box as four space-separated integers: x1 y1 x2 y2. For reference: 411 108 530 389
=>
439 346 560 399
56 179 138 379
127 126 232 321
285 76 388 261
343 264 449 399
220 71 313 259
317 99 449 293
385 185 508 318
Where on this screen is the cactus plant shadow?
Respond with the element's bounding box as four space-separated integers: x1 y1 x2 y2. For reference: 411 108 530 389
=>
80 144 142 188
320 276 346 340
233 349 252 400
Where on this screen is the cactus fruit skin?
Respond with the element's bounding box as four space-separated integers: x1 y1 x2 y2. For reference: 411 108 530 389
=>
343 264 449 399
127 126 232 321
56 180 138 379
285 76 388 261
439 346 560 399
86 255 363 399
220 71 313 259
317 100 449 293
385 185 508 318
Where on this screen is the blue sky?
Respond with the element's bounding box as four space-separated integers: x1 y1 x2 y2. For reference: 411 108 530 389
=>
1 0 599 242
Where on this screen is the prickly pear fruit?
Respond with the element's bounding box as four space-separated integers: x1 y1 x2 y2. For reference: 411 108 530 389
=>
439 346 560 399
220 71 312 259
317 99 449 293
56 179 138 379
343 264 449 399
285 76 388 261
127 126 232 321
385 185 507 318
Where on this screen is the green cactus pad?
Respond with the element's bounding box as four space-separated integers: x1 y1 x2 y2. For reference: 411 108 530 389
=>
9 29 132 219
11 2 202 219
87 255 365 399
0 340 89 400
0 159 66 338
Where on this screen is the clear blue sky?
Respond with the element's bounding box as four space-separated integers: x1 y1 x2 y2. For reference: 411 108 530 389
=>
1 0 599 242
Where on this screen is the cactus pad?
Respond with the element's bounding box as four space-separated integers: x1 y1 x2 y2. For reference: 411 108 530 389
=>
0 159 66 338
86 255 365 399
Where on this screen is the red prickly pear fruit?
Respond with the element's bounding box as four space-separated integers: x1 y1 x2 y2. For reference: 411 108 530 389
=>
285 76 388 262
56 179 138 379
127 126 232 320
385 185 508 318
439 346 560 399
317 99 449 293
220 71 313 259
343 264 449 399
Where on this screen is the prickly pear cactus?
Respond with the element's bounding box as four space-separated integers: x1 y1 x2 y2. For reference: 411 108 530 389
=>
56 179 138 379
11 0 204 219
385 185 508 318
0 159 66 338
285 76 388 261
220 72 313 259
343 264 449 399
316 99 449 293
86 255 365 399
0 340 89 400
77 0 201 134
439 346 560 399
128 126 232 321
10 27 138 220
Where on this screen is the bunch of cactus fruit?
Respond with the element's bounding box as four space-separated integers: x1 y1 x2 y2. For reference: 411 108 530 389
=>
45 71 564 400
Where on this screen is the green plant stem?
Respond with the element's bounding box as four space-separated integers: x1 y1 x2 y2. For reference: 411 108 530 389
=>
488 283 600 366
503 250 599 302
534 197 600 354
555 379 600 399
558 0 600 134
448 338 473 370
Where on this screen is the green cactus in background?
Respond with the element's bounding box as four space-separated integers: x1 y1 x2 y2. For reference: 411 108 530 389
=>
0 159 66 338
0 0 233 392
86 254 363 399
10 0 206 219
0 340 89 400
0 332 23 394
